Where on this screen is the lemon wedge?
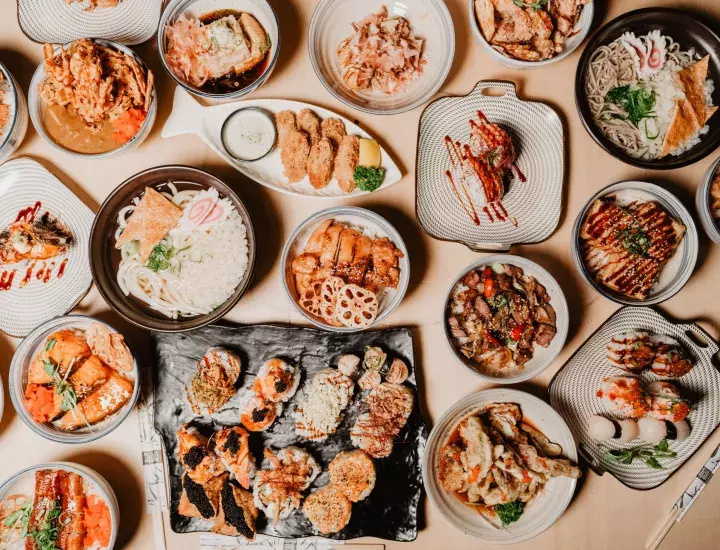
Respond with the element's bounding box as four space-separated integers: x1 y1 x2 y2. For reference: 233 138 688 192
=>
358 139 382 168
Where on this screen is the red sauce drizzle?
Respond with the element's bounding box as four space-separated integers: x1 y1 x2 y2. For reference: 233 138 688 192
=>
482 206 494 222
0 270 16 291
43 262 55 283
20 262 36 287
513 164 527 183
476 110 490 124
35 263 45 281
58 258 68 278
15 202 42 223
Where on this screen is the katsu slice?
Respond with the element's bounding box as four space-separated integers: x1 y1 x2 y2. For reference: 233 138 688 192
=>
307 138 336 189
320 118 347 149
275 110 297 143
280 130 311 183
335 135 360 193
298 109 322 146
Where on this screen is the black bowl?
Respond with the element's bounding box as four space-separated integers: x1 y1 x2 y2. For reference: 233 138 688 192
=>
89 165 256 332
575 7 720 169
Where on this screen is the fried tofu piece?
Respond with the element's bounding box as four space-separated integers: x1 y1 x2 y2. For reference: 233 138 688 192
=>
280 130 311 183
298 109 322 145
56 371 133 430
307 137 336 189
115 188 182 263
320 118 347 149
335 135 360 193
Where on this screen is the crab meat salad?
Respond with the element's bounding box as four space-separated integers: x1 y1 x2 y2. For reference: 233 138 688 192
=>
164 9 270 94
0 468 114 550
337 5 426 96
437 403 580 529
447 263 558 376
23 323 135 432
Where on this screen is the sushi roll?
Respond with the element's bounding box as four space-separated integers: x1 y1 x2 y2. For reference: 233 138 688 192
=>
649 336 693 377
596 376 650 418
337 354 361 378
646 381 691 423
254 358 301 403
587 416 639 443
239 394 283 432
607 332 655 373
638 418 692 444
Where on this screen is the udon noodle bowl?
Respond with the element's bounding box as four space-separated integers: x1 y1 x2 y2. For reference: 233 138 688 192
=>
115 184 249 318
585 31 716 160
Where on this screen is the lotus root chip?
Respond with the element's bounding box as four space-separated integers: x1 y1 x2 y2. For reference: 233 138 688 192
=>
299 282 323 317
320 277 345 326
335 284 378 328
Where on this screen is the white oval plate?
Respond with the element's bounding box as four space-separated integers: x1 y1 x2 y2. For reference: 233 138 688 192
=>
161 86 402 198
423 389 578 543
0 158 93 337
17 0 163 45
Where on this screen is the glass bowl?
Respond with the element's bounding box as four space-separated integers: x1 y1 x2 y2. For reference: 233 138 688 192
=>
0 62 28 164
308 0 455 115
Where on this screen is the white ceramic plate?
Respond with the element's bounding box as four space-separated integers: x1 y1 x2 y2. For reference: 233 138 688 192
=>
162 86 402 198
443 254 569 383
0 158 94 337
423 389 578 543
17 0 163 45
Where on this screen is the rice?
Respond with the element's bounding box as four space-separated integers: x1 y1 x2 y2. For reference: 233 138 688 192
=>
293 369 354 441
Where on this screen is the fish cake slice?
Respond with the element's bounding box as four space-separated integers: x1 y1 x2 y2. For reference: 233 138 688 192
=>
335 135 360 193
280 130 311 183
298 109 322 145
307 138 335 189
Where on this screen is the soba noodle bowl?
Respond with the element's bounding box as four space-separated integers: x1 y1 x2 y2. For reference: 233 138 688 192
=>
585 32 714 160
115 183 249 318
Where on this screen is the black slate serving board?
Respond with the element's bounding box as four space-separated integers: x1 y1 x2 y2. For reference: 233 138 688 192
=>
151 324 427 541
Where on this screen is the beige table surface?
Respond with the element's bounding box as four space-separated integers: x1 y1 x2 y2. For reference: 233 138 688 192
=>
1 0 720 548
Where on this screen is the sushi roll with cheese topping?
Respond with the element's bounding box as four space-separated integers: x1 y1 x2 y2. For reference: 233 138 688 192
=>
607 332 655 373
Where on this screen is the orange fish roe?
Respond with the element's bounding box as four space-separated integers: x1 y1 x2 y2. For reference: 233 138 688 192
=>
84 494 112 548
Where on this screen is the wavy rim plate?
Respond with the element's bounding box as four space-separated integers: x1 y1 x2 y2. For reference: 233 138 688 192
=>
0 157 94 337
416 80 564 252
548 306 720 490
17 0 163 45
161 86 403 198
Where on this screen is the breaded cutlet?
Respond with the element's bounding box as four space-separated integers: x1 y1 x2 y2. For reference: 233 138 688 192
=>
335 135 360 193
275 110 297 141
298 109 322 146
280 130 311 182
307 137 335 189
320 118 347 149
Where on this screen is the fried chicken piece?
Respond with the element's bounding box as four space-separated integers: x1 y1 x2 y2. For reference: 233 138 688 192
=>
347 235 372 285
335 228 359 278
280 130 311 183
335 135 360 193
364 236 403 290
307 137 336 189
275 110 297 143
298 109 322 145
320 118 347 149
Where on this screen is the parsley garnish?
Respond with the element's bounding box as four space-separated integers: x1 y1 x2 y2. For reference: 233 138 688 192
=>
494 500 525 524
616 226 650 257
605 85 657 126
605 439 677 469
353 166 386 192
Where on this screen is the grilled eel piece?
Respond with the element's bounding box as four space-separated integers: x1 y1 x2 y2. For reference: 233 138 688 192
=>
57 472 86 550
580 199 685 299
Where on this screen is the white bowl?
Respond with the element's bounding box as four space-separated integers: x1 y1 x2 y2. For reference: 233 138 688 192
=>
468 0 594 70
443 254 569 383
9 315 140 444
423 389 579 543
281 207 410 332
0 62 28 164
0 461 119 550
309 0 455 115
28 39 156 159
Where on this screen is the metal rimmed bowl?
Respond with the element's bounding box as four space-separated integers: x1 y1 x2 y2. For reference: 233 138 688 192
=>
28 39 156 159
575 8 720 170
468 0 594 70
572 180 699 306
422 389 578 543
696 155 720 245
281 206 410 332
308 0 455 115
158 0 280 102
443 255 569 384
0 61 28 163
89 165 256 332
0 461 119 549
9 315 140 444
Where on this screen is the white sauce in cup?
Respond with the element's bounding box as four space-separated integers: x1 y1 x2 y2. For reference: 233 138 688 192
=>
221 108 276 161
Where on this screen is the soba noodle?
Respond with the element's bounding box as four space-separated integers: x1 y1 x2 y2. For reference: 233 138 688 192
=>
585 34 711 159
115 183 249 318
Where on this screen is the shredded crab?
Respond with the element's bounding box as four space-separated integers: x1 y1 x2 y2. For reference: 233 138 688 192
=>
39 39 153 128
337 5 426 95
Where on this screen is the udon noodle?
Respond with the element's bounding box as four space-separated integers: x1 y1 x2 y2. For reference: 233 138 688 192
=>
115 183 249 318
585 34 710 159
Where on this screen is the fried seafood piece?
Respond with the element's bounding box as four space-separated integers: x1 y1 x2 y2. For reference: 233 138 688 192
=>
0 219 71 265
211 427 256 490
298 109 322 145
186 347 241 415
85 322 134 371
596 376 650 418
252 447 320 523
320 118 347 149
307 137 336 189
335 135 360 193
213 480 258 540
253 358 300 403
280 130 311 183
607 332 655 373
239 394 283 432
328 450 376 502
516 443 581 480
303 484 352 535
350 382 414 458
438 443 466 493
177 424 227 484
275 110 297 142
179 472 228 519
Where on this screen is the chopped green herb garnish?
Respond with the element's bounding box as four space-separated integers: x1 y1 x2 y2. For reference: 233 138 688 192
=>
3 501 32 541
605 85 657 126
44 339 56 352
146 241 189 274
28 502 68 550
487 293 509 309
513 0 549 9
616 226 650 257
494 500 525 525
605 439 677 469
353 166 386 192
